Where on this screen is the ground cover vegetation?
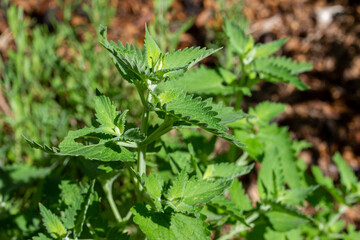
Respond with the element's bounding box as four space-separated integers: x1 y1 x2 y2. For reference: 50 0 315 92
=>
0 0 359 239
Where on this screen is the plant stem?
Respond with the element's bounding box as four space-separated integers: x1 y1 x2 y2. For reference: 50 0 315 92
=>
102 174 123 223
136 83 150 190
141 115 174 146
234 56 246 111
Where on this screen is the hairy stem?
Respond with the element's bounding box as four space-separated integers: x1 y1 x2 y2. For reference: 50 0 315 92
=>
136 83 150 190
102 174 122 223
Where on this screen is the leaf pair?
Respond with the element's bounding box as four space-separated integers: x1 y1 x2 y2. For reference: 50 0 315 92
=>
99 25 220 84
37 181 95 239
26 93 142 162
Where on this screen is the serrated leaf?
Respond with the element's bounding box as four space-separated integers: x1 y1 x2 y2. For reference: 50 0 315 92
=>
333 152 357 192
203 162 254 180
32 233 52 240
163 47 220 72
39 203 67 238
264 228 302 240
210 101 247 125
145 25 162 68
256 125 302 191
264 199 309 232
224 19 248 55
95 93 117 129
59 127 135 162
218 67 237 84
209 195 247 223
59 181 86 229
157 89 243 147
253 58 309 90
249 101 286 124
100 25 218 83
266 56 313 74
292 140 312 155
74 180 95 237
132 204 211 240
4 164 52 184
254 38 288 58
145 173 164 211
122 128 145 142
229 179 252 211
165 66 233 95
23 135 58 153
166 170 231 213
281 186 319 205
311 166 344 203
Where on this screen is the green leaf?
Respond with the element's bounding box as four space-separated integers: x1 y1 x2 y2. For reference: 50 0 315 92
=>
209 195 247 223
23 135 58 154
258 145 286 199
203 162 254 180
218 67 237 84
132 204 211 240
122 128 145 142
164 66 233 95
59 127 135 162
264 228 302 240
100 25 218 83
292 140 311 155
257 125 302 191
59 181 86 229
157 89 242 147
145 25 162 68
145 173 164 211
166 170 231 213
95 92 118 130
32 233 52 240
211 101 247 125
3 164 53 184
254 38 288 58
333 152 357 191
264 200 309 232
229 179 252 211
249 101 286 124
253 58 309 90
163 47 221 72
224 19 248 55
281 186 319 205
311 166 344 203
74 180 95 237
266 56 313 74
39 203 67 238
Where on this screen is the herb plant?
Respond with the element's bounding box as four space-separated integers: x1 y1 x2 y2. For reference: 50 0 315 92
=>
19 14 360 240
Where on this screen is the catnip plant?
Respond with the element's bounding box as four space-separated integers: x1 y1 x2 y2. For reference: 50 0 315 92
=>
26 26 252 239
24 18 360 240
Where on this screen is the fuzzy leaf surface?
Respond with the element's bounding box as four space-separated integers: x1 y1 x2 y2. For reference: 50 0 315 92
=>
59 127 135 162
157 89 242 147
163 47 220 71
333 152 357 191
253 58 309 90
229 180 252 211
166 170 231 213
165 66 233 95
145 173 164 211
39 203 67 238
267 56 313 74
254 38 288 58
203 162 254 180
132 204 211 240
264 200 310 232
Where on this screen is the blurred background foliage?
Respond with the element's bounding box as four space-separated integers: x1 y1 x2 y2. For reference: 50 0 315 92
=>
0 0 359 238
